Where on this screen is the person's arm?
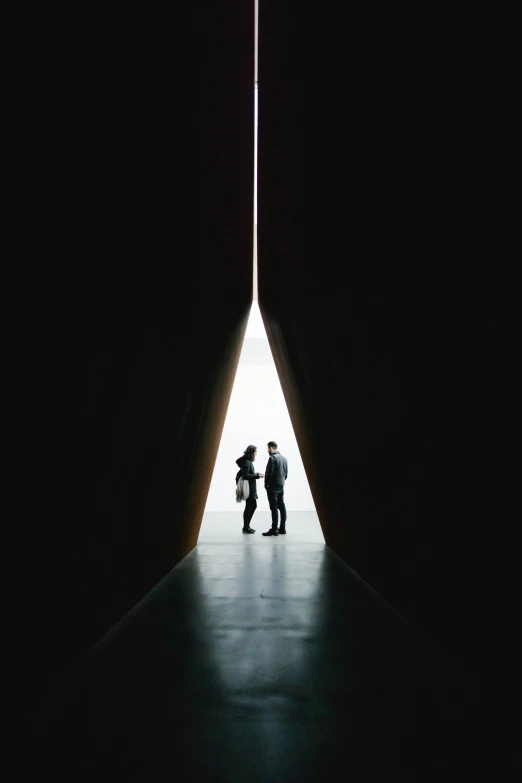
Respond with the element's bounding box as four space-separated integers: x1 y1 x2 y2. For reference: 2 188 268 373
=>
264 456 273 488
241 460 263 480
284 459 288 480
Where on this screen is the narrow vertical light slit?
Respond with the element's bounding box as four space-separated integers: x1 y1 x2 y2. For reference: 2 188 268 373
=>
253 0 258 300
253 83 258 301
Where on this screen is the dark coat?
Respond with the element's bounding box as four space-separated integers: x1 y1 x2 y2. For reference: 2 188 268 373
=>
236 456 261 500
264 451 288 490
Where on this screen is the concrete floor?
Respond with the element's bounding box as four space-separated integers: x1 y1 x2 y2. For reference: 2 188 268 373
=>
28 522 493 780
198 510 325 543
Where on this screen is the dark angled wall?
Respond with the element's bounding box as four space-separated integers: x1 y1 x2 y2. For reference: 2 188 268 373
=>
258 0 518 720
17 3 254 701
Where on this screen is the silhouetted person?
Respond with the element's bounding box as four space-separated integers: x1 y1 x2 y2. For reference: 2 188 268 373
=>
262 441 288 536
236 445 264 534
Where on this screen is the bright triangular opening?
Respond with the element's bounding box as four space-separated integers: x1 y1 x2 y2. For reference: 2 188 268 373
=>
198 299 324 542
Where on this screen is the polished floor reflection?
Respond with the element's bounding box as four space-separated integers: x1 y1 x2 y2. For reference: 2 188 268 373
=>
30 536 487 780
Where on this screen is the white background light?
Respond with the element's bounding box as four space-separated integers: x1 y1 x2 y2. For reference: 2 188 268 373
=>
204 304 316 512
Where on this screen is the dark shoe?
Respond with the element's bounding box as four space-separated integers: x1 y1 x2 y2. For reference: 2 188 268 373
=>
262 529 279 536
278 528 286 534
248 527 256 533
242 528 255 534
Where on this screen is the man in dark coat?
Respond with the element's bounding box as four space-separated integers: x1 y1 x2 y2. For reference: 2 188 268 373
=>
262 441 289 536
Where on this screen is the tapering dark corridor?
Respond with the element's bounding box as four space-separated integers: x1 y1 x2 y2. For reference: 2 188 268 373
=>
16 1 521 779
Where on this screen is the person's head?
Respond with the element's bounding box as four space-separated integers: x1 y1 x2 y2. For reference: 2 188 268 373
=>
244 445 258 461
267 441 278 455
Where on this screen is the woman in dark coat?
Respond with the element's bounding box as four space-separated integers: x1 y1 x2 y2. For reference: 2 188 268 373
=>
236 445 264 533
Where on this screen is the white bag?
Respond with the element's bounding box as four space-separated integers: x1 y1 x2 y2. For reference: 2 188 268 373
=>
236 477 250 503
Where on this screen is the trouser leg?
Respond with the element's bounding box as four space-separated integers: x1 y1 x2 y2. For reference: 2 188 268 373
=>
267 490 279 529
277 492 287 530
243 498 257 528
